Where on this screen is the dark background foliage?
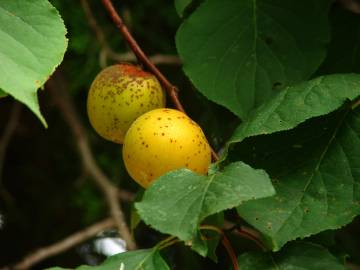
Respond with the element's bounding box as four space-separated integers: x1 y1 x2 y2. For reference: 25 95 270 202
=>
0 1 236 269
0 0 360 269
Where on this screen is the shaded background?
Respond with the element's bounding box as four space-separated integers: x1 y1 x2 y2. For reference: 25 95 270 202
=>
0 0 359 269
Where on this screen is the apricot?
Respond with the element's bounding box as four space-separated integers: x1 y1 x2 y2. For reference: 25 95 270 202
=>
123 108 211 188
87 64 165 143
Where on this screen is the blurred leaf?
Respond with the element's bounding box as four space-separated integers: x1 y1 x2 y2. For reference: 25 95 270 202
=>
49 248 170 270
231 107 360 250
239 241 346 269
175 0 193 16
73 182 106 224
0 0 67 126
176 0 331 119
136 162 275 247
318 5 360 74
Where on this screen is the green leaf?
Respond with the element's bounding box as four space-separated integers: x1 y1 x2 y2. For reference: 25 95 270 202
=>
226 74 360 152
191 213 224 258
48 249 170 270
232 107 360 250
175 0 193 16
240 241 346 270
136 162 275 245
131 190 144 233
0 0 67 126
176 0 331 119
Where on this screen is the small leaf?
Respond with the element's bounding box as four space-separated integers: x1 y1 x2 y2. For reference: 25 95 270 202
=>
231 107 360 250
240 241 346 270
0 0 67 126
136 162 275 244
191 213 224 258
176 0 331 119
48 248 170 270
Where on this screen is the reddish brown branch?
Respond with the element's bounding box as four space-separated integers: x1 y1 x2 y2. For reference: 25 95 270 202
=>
80 0 181 66
233 227 266 251
5 218 115 270
47 73 137 250
221 235 239 270
200 225 239 270
101 0 185 112
224 220 266 251
110 52 182 66
100 0 219 161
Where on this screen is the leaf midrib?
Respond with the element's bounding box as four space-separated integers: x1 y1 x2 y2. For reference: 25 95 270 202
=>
273 108 351 238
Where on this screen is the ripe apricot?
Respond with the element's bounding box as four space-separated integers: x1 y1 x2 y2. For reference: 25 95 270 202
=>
123 108 211 188
87 64 165 143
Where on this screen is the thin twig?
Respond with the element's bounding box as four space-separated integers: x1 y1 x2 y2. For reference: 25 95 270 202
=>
224 220 266 251
200 225 239 270
47 73 137 250
6 218 115 270
118 189 135 202
80 0 181 66
109 52 182 66
0 102 21 185
100 0 219 161
233 227 266 251
338 0 360 14
101 0 185 112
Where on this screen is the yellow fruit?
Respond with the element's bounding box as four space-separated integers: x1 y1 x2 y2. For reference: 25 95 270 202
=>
123 108 211 188
87 64 165 143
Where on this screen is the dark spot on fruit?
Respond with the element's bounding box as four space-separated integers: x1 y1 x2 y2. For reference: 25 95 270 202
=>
161 133 165 136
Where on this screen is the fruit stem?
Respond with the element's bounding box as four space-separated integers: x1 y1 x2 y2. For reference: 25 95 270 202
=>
200 225 239 270
101 0 219 161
